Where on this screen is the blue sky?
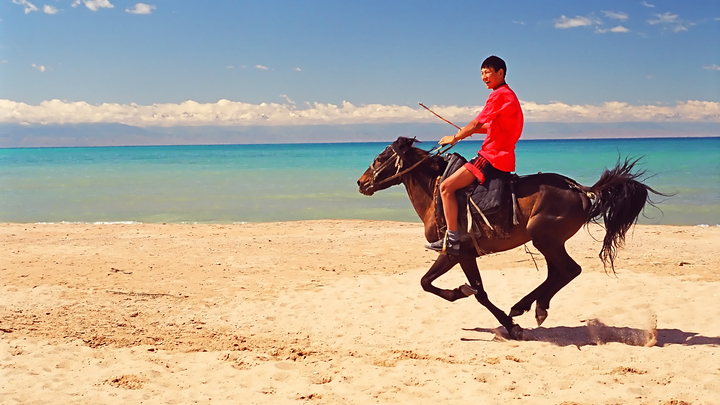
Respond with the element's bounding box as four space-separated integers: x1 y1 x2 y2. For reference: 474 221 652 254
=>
1 0 719 127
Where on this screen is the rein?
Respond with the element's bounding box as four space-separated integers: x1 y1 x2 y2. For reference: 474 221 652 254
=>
371 143 454 186
371 105 459 186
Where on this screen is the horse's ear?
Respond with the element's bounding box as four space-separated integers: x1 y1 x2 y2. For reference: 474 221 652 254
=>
391 136 420 163
393 136 419 149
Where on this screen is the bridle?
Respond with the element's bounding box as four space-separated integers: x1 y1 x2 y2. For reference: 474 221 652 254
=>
367 103 458 186
368 142 454 187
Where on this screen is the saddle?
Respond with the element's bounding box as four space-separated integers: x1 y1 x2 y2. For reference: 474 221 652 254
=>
434 153 518 244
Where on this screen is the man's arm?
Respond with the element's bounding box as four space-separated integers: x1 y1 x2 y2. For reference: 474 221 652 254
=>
439 119 488 145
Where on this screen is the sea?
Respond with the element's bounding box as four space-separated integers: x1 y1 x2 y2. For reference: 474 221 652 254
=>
1 137 718 226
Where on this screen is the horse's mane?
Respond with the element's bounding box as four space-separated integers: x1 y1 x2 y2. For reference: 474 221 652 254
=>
393 137 448 176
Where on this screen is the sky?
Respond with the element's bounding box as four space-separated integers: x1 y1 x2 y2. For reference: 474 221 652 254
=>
1 0 719 128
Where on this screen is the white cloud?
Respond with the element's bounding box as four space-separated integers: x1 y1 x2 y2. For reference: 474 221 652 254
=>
43 5 58 14
255 65 269 70
71 0 80 7
648 12 691 32
648 12 678 25
641 1 654 7
294 67 302 72
596 25 630 33
126 3 155 14
1 99 719 127
83 0 114 12
522 100 720 123
279 95 296 105
704 65 720 71
555 14 628 33
554 15 597 29
601 11 628 21
13 0 38 14
512 20 525 25
30 63 46 72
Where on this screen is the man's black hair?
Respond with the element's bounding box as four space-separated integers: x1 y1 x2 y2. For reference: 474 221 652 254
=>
481 55 507 77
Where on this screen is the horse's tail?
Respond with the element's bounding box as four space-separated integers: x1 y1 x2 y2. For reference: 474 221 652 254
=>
583 157 666 272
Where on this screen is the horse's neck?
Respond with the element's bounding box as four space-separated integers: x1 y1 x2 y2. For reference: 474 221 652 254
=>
401 169 441 242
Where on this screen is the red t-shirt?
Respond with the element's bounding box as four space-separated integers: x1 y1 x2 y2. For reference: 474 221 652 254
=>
475 84 523 172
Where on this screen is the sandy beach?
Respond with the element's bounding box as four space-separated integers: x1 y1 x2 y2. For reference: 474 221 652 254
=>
1 220 719 404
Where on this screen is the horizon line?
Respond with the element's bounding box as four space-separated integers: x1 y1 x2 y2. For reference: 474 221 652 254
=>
3 134 718 151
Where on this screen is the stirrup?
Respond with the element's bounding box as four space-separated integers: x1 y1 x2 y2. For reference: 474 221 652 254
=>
424 232 460 255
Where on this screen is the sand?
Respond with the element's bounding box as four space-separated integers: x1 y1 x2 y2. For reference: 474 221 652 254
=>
1 220 719 404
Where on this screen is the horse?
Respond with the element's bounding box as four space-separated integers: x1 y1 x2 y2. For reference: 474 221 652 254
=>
357 136 663 339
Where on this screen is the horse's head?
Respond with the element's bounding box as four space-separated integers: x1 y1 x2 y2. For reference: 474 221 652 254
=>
357 136 437 196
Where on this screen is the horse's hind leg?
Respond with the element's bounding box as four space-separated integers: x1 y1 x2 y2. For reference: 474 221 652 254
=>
420 254 471 302
533 246 581 325
510 213 583 326
508 267 560 320
510 240 581 326
458 257 522 339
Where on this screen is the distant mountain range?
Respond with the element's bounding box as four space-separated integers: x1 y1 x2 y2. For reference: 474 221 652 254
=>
1 122 718 148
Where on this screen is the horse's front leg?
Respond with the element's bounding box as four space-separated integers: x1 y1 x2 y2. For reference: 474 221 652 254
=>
420 254 473 302
458 256 523 340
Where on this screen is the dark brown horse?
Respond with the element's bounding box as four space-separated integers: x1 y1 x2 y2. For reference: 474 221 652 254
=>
357 136 662 339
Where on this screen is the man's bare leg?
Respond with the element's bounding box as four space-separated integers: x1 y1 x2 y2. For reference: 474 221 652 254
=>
426 166 477 254
440 166 478 232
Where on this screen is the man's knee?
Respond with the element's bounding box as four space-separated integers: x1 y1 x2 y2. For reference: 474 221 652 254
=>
439 181 454 196
441 170 475 196
440 180 463 198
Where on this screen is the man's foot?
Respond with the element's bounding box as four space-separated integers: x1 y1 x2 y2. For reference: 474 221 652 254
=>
424 237 460 255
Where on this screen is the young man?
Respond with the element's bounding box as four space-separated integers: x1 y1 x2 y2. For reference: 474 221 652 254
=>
425 55 524 255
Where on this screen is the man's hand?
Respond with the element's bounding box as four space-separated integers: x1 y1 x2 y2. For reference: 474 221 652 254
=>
439 135 457 146
438 119 485 146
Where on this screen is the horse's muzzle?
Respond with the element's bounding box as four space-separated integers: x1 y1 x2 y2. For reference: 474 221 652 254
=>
357 178 375 196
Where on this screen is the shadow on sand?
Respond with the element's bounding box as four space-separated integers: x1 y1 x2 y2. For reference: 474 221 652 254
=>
462 318 720 348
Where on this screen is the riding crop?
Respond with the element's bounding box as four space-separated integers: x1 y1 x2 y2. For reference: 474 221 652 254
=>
419 103 461 156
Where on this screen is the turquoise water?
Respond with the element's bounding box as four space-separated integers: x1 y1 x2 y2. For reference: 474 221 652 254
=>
1 137 718 225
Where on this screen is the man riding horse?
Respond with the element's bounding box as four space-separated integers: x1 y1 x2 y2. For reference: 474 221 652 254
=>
357 55 662 338
426 55 523 255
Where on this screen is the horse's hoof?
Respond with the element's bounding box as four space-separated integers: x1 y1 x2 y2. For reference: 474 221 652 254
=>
509 308 525 318
535 307 548 326
509 324 524 340
459 284 478 297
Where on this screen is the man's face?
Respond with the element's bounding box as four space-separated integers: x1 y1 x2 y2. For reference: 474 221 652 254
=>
481 67 505 89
